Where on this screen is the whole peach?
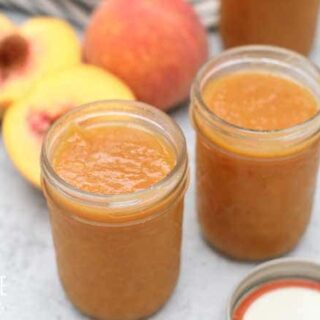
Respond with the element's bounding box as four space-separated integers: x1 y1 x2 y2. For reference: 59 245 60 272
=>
84 0 208 111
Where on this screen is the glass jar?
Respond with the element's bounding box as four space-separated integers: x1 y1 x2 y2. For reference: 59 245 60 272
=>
220 0 320 55
41 100 189 320
190 46 320 261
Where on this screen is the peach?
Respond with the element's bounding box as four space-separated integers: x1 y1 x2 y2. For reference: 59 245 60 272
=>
84 0 208 111
0 16 81 116
3 64 134 188
0 14 15 33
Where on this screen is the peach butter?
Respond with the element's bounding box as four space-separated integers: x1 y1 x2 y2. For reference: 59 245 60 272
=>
52 125 175 195
191 46 320 261
41 101 188 320
220 0 320 55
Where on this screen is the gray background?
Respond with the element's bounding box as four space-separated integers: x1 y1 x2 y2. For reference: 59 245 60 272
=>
1 10 320 320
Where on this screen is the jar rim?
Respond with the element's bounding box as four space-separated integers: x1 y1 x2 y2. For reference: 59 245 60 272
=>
192 45 320 141
227 257 320 320
41 100 188 210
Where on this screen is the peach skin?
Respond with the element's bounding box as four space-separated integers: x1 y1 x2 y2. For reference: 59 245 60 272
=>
84 0 208 111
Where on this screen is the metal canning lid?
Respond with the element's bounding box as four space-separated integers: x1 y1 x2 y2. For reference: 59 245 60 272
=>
228 258 320 320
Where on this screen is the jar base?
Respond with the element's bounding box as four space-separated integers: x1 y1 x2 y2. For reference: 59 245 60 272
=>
59 270 180 320
200 231 306 263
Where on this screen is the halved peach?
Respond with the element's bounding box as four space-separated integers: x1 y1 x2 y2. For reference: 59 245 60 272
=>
0 16 81 115
0 14 15 33
3 64 134 188
0 14 16 115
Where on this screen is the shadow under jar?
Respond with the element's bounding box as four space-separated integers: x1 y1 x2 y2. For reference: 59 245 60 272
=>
190 46 320 261
41 101 188 320
220 0 320 56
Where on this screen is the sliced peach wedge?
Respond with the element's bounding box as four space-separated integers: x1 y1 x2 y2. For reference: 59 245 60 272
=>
3 64 135 188
0 16 81 116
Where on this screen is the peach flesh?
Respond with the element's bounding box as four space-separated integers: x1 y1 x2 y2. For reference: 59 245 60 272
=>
0 34 29 81
28 106 74 138
2 64 134 188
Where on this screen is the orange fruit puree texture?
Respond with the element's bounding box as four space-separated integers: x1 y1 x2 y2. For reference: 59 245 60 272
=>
52 125 175 195
194 70 320 261
43 103 188 320
203 72 318 131
220 0 320 56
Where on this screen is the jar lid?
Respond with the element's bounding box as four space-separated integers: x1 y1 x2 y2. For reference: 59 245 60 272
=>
228 258 320 320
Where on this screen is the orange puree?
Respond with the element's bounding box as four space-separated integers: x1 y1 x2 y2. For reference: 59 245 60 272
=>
220 0 320 55
192 69 320 261
41 101 188 320
203 72 318 131
53 125 175 195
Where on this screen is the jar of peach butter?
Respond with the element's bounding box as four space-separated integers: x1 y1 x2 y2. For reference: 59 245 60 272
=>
41 101 188 320
190 46 320 261
220 0 320 55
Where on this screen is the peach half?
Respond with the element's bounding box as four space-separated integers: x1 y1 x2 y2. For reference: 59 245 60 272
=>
0 14 15 33
0 16 81 116
3 64 135 188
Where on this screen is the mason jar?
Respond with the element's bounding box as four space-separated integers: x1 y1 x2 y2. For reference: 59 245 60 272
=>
190 46 320 261
220 0 320 55
41 100 189 320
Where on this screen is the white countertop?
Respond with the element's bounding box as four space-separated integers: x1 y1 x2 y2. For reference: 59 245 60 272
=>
1 11 320 320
